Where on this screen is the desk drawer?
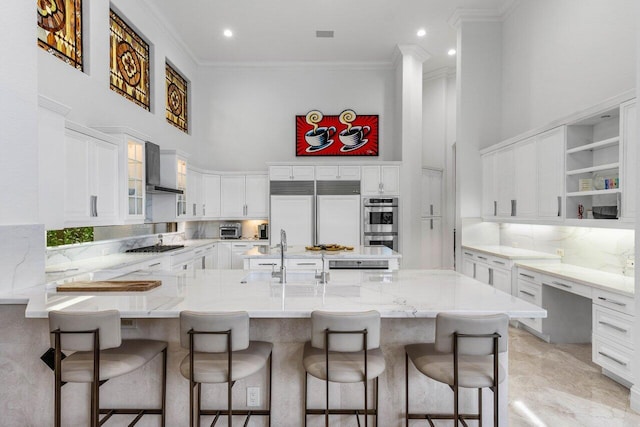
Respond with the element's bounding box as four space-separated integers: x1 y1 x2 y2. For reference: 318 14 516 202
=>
593 288 634 316
517 279 542 306
516 268 541 284
286 259 323 270
593 305 634 349
248 259 281 270
593 335 634 383
542 275 592 299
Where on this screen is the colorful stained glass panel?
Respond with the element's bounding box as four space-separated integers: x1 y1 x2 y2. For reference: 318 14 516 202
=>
109 10 150 110
166 63 189 133
37 0 83 70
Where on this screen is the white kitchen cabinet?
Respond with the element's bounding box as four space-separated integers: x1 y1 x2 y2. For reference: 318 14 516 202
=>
462 251 476 278
513 138 537 218
217 242 232 269
315 165 361 181
481 152 496 217
186 168 202 219
202 174 221 218
621 100 636 220
316 195 360 247
231 242 255 269
270 195 314 246
64 126 119 227
495 148 515 217
420 217 442 269
221 175 268 219
269 165 315 181
361 165 400 195
475 262 491 284
537 127 565 219
421 168 442 217
147 150 189 222
492 267 511 294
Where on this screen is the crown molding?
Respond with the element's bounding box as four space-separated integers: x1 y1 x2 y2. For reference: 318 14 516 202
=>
448 0 522 29
38 95 71 116
423 67 454 82
198 60 395 70
396 45 431 63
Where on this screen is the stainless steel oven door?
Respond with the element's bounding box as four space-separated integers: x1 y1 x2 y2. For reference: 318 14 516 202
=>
363 206 398 233
364 234 398 251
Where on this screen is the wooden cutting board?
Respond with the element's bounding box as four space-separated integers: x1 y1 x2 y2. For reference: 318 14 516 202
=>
56 280 161 292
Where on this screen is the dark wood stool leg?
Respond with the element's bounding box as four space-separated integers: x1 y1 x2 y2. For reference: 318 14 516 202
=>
268 353 272 427
478 388 483 427
405 352 409 427
304 372 308 427
375 376 379 427
161 348 167 427
197 383 202 427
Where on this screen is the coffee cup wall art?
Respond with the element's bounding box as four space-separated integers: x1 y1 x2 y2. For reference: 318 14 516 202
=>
296 109 379 156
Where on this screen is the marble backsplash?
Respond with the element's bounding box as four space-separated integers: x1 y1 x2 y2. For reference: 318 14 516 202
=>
499 223 634 275
0 224 45 293
185 219 268 240
45 231 186 265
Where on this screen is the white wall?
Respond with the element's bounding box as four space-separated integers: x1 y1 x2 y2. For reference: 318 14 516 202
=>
422 73 447 169
38 0 200 155
194 65 397 171
501 0 638 140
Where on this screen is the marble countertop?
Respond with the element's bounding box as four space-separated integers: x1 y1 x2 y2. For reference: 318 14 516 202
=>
462 244 561 260
242 245 402 259
24 269 545 319
515 261 635 297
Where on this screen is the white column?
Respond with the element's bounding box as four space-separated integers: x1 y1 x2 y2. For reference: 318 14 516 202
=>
451 15 503 270
396 45 430 268
631 10 640 414
0 2 45 292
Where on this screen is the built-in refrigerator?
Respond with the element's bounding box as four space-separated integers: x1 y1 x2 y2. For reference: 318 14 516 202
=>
420 168 443 269
270 181 361 247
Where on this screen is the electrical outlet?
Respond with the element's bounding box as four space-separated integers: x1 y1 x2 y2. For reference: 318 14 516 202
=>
247 387 260 407
626 257 635 268
120 319 137 329
555 248 564 257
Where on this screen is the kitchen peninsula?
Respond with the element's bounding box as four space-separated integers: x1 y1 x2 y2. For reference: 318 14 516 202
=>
1 268 545 426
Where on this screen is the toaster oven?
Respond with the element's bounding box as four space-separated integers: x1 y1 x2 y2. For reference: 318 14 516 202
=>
219 223 242 239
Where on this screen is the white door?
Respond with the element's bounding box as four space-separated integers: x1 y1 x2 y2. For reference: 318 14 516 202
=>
270 196 314 246
421 169 442 217
316 195 361 247
64 130 92 223
482 153 496 217
420 218 442 269
220 176 246 217
361 166 382 195
537 127 565 219
92 139 119 223
492 268 512 294
621 101 636 220
514 138 537 218
202 174 221 218
217 242 232 269
495 148 515 217
315 166 339 180
475 264 491 285
245 175 268 218
381 166 400 195
231 242 253 269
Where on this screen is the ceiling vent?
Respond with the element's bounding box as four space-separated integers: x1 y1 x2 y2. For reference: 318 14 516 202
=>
316 30 334 38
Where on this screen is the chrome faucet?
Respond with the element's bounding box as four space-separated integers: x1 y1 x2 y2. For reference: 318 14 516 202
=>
272 229 287 283
315 254 330 284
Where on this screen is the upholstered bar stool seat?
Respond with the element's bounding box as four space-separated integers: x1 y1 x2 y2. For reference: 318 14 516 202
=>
180 340 272 383
180 311 273 427
404 313 509 427
303 341 386 383
303 310 385 427
61 339 167 383
48 310 167 427
405 343 506 388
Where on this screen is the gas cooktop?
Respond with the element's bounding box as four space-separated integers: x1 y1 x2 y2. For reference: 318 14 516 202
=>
125 245 185 253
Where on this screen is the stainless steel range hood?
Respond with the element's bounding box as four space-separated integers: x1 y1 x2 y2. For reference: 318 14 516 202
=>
145 141 184 194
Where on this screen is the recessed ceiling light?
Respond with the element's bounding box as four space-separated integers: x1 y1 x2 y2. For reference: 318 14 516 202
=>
316 30 334 38
417 29 426 37
448 48 456 56
223 29 233 38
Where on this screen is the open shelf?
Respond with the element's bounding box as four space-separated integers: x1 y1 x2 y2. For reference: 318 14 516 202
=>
565 136 620 154
566 162 619 176
566 189 621 197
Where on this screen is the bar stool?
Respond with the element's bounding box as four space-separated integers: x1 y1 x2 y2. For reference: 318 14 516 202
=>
179 311 273 427
404 313 509 427
302 310 386 427
48 310 167 427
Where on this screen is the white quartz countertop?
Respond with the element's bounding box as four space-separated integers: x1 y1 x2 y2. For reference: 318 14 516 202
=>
24 269 545 319
515 261 635 297
242 245 402 259
462 245 561 260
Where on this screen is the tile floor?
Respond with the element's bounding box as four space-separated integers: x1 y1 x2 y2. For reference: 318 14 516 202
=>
509 327 640 426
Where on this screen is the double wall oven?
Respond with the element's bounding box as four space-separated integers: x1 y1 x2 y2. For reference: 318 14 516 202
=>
363 197 399 251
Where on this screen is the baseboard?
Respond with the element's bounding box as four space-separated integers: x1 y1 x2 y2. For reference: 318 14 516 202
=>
631 385 640 413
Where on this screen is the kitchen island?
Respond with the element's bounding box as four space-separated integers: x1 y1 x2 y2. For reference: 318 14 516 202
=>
2 269 544 426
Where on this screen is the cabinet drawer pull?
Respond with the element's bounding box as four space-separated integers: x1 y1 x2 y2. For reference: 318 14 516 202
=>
492 260 506 265
195 250 203 254
295 262 317 266
519 273 535 279
557 196 562 217
258 263 276 266
551 281 571 289
598 321 628 334
148 262 162 268
597 296 626 307
464 252 473 256
598 351 627 367
519 290 536 298
477 256 488 260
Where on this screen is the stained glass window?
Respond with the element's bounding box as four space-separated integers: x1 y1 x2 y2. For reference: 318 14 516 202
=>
166 63 189 133
37 0 83 70
109 10 150 111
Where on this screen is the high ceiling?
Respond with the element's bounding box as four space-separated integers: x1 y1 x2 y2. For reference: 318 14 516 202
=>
145 0 514 71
